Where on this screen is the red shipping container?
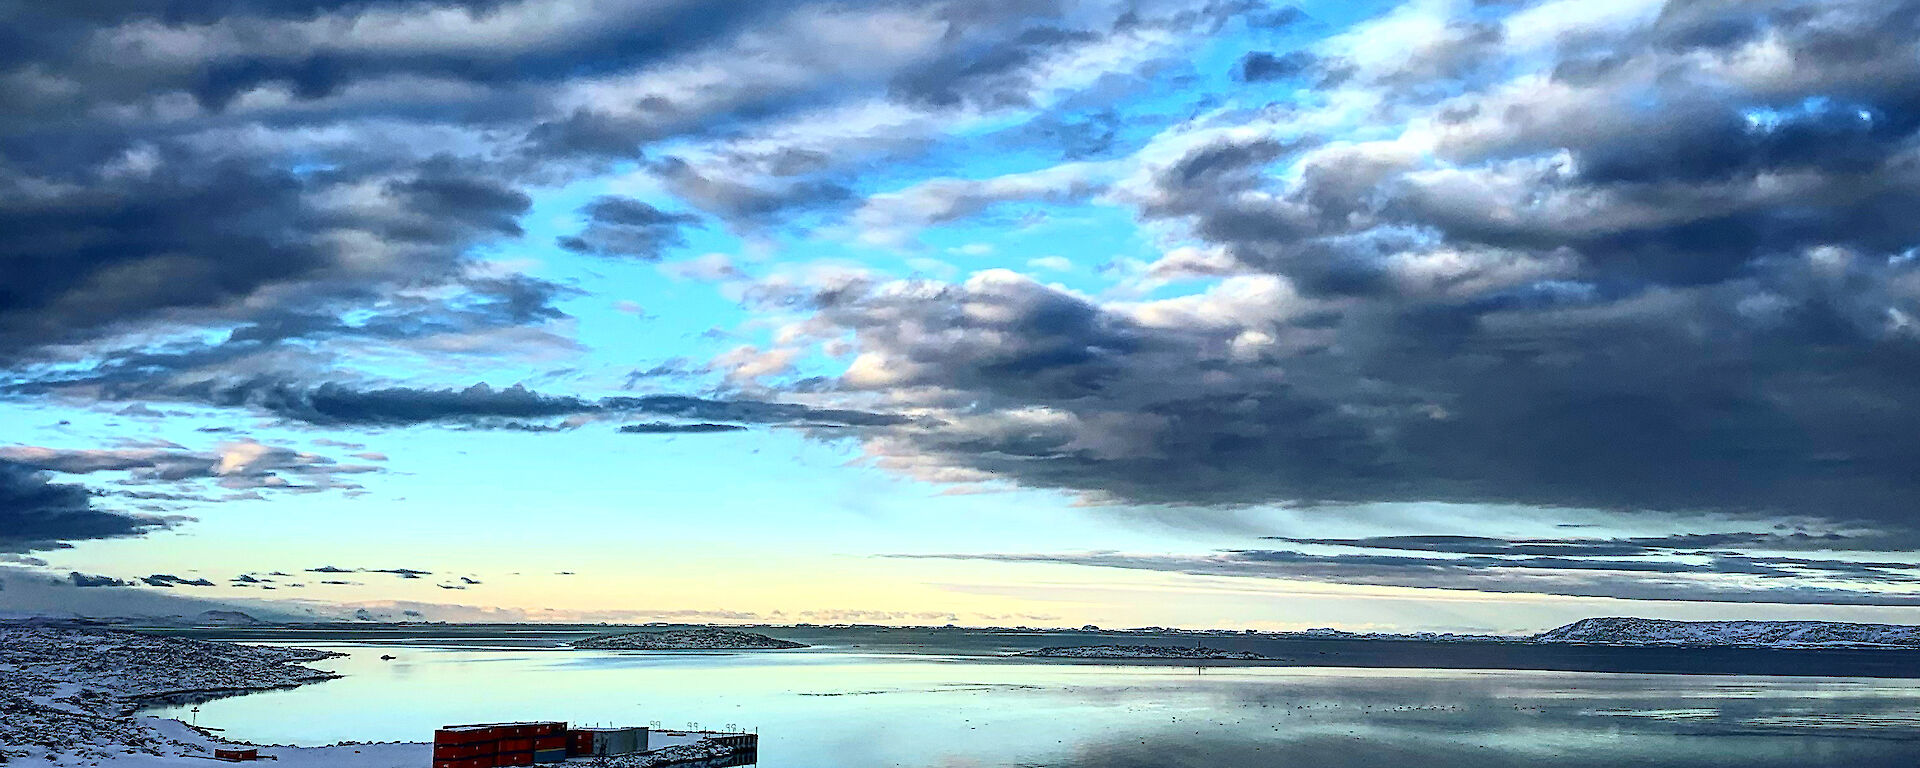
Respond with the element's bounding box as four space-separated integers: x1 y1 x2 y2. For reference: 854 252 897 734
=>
498 739 533 752
533 736 565 750
437 727 503 747
498 752 534 767
434 743 495 760
435 759 495 768
435 730 478 747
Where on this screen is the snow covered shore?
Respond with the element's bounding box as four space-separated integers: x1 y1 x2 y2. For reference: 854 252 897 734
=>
0 625 425 767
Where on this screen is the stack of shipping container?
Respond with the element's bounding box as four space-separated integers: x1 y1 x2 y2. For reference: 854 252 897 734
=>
566 726 648 758
432 722 568 768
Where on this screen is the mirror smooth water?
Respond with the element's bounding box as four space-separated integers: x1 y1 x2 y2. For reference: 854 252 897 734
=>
148 641 1920 768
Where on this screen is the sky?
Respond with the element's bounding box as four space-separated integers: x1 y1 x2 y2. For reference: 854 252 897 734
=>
3 0 1920 633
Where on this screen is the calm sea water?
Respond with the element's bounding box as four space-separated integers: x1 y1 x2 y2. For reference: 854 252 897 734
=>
149 638 1920 768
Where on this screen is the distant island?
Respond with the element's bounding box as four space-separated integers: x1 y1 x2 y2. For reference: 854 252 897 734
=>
1530 617 1920 648
193 610 265 626
1017 645 1274 660
571 628 808 650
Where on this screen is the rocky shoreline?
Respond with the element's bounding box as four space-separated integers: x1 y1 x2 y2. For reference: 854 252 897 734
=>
1 625 343 763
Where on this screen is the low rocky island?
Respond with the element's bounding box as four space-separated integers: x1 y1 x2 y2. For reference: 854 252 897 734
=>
1016 645 1275 660
572 627 809 650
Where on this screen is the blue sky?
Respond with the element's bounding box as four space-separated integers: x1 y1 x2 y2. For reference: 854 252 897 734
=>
4 0 1920 631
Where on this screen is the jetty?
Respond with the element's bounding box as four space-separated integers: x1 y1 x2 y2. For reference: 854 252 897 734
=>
433 721 757 767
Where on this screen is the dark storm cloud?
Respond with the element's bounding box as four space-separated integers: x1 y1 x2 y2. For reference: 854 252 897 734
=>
212 381 592 426
789 254 1920 523
600 394 914 428
890 26 1101 110
1245 5 1308 28
557 196 702 260
0 136 553 367
1156 0 1920 295
651 157 855 230
1265 533 1920 557
0 442 380 495
68 572 132 588
0 154 334 358
0 0 1168 378
617 422 750 434
0 460 168 553
904 549 1920 606
369 568 433 577
1234 50 1315 82
141 574 216 588
134 379 912 430
758 0 1920 532
2 271 579 399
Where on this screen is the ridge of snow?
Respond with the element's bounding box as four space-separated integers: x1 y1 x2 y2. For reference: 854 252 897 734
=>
1531 618 1920 648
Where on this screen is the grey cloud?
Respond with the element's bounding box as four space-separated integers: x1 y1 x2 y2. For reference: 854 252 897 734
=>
890 25 1101 110
1234 50 1315 82
0 143 553 367
141 574 216 588
1156 1 1920 295
652 157 854 229
557 196 702 261
1265 533 1920 557
905 549 1920 606
617 422 749 434
68 572 132 588
368 568 433 577
0 441 379 494
203 381 592 427
0 460 168 553
117 377 913 430
599 394 914 428
1245 5 1308 28
763 0 1920 530
0 0 1158 379
776 257 1920 526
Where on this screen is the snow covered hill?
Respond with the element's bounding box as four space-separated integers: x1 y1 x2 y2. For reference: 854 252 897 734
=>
191 610 264 626
1531 617 1920 648
0 625 340 763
